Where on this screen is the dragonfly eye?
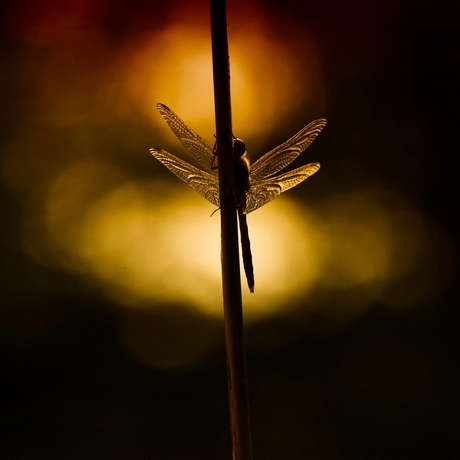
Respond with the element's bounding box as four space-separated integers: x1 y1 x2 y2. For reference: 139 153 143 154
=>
233 138 246 157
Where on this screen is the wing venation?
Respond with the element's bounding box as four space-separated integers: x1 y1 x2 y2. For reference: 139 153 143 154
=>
245 162 320 214
150 148 220 207
157 103 217 174
249 118 326 181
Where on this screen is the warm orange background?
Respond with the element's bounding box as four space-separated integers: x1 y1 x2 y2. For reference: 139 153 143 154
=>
0 0 458 458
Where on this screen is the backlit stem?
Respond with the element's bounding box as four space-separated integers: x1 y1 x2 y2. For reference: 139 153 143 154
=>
210 1 253 459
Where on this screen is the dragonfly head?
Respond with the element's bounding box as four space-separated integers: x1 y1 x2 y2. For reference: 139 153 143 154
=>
233 138 246 157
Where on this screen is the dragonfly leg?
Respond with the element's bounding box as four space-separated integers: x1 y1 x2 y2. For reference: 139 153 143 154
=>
211 135 218 170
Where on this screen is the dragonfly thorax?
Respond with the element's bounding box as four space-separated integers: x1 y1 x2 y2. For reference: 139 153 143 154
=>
233 138 246 157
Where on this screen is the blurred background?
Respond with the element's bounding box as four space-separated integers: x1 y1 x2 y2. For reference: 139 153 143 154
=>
0 0 458 458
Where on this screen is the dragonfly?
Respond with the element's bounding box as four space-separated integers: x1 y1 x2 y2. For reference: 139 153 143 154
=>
150 103 326 293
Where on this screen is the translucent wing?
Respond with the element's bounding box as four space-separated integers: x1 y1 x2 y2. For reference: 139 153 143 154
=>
157 103 217 174
249 118 326 182
150 148 220 207
245 162 320 214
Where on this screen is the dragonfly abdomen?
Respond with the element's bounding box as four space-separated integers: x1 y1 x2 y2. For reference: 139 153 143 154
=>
237 208 254 293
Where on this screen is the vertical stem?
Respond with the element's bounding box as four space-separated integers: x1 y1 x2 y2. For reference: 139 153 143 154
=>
210 1 253 460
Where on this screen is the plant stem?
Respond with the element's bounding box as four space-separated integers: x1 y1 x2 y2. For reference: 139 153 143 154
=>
210 1 253 459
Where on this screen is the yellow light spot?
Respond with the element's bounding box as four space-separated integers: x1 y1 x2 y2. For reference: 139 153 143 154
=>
21 159 451 327
22 159 324 321
119 13 323 146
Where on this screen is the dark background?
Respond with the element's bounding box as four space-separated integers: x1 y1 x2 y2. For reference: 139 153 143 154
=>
1 0 458 459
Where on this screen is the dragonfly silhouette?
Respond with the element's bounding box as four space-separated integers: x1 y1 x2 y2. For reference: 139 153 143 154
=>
150 103 326 292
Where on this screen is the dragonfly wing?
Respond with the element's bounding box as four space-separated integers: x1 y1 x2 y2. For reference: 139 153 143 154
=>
157 103 217 174
249 118 326 182
150 148 220 207
245 162 320 214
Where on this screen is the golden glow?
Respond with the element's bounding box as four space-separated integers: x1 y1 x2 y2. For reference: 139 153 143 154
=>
313 188 449 315
19 154 447 328
23 160 323 320
318 192 395 288
39 160 222 311
120 9 322 147
240 201 323 317
1 0 452 364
